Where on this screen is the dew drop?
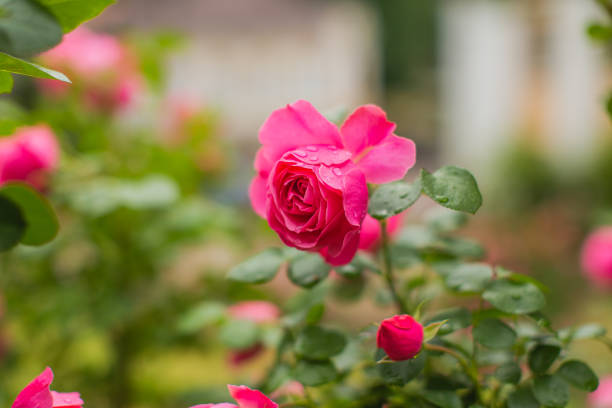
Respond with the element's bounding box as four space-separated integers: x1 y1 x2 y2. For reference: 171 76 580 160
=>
332 167 342 176
306 146 318 152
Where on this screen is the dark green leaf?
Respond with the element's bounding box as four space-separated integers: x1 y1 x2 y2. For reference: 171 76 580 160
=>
0 0 62 57
0 195 25 251
528 344 561 374
533 375 570 407
219 319 259 350
35 0 115 33
445 263 492 293
557 360 599 392
0 183 59 245
292 359 337 386
495 361 522 384
376 349 425 385
421 166 483 214
368 180 422 219
507 386 539 408
422 389 462 408
607 93 612 120
227 248 284 284
426 307 472 336
482 279 546 315
0 70 12 93
0 51 69 82
473 318 516 349
295 326 347 360
287 253 330 288
305 304 325 325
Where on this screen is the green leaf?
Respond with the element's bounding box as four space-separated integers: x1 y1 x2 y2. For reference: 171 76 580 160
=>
219 319 259 350
0 195 26 251
0 51 69 82
0 183 58 245
292 359 337 386
482 279 546 315
533 375 570 408
295 326 347 360
587 22 612 42
444 263 493 293
559 323 607 343
423 321 446 342
375 348 425 385
305 304 325 325
607 93 612 120
0 0 62 57
227 248 284 284
35 0 115 33
557 360 599 392
426 208 468 232
368 180 422 219
0 70 12 93
495 361 522 384
426 307 472 336
422 389 462 408
507 386 539 408
421 166 483 214
287 253 331 288
0 99 25 135
528 344 561 374
473 318 517 349
177 301 226 334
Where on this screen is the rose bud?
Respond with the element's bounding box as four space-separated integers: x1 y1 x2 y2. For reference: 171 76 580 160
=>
376 314 424 361
581 226 612 289
358 213 403 251
12 367 83 408
250 101 416 265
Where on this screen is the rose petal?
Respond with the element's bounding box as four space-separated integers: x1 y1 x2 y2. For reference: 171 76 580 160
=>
12 367 54 408
227 385 278 408
355 134 416 184
258 100 341 165
249 175 268 218
341 169 367 226
321 229 360 266
340 105 396 155
51 392 83 408
190 404 238 408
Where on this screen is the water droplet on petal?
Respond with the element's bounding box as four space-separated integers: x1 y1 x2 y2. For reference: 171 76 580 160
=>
294 150 307 157
332 167 342 176
306 146 318 152
309 155 318 161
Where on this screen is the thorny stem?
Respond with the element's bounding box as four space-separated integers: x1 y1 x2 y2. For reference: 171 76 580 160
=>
379 219 409 314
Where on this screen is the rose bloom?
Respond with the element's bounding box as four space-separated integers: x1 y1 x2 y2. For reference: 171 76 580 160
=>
581 226 612 288
0 125 59 190
250 100 416 266
191 385 277 408
359 213 403 251
226 301 280 366
377 314 424 361
38 27 141 112
12 367 83 408
589 376 612 408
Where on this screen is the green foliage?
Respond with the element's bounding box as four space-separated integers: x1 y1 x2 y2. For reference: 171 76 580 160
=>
473 318 517 349
421 166 483 214
528 344 561 374
287 253 331 288
376 349 425 385
0 51 69 82
35 0 115 33
219 319 260 350
294 326 347 360
482 279 546 315
0 70 12 93
443 263 492 293
507 386 539 408
292 359 338 386
495 361 522 384
368 180 421 219
533 375 570 407
227 248 285 284
557 360 599 392
0 194 26 250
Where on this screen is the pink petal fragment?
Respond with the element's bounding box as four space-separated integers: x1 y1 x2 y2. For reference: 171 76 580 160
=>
340 105 396 155
341 169 368 227
227 385 278 408
190 404 238 408
258 100 342 165
12 367 54 408
249 175 268 218
355 135 416 184
321 229 361 266
51 392 83 408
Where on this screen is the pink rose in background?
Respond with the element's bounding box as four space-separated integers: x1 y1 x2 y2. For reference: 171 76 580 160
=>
358 214 403 251
0 125 59 190
250 100 416 266
589 376 612 408
227 301 280 365
581 226 612 288
38 27 142 112
12 367 83 408
377 314 424 361
191 385 277 408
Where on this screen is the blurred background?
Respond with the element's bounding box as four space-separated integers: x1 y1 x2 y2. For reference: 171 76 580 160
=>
0 0 611 407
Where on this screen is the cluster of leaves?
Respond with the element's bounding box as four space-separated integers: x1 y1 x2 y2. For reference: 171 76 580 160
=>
227 166 609 407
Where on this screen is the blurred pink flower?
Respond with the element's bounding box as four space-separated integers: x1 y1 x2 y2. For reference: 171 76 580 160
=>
38 27 142 112
12 367 83 408
358 214 403 251
581 226 612 288
0 125 59 189
190 385 277 408
589 376 612 408
270 381 305 400
250 101 416 266
227 301 280 324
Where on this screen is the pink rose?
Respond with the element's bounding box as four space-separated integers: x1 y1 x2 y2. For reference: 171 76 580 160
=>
358 214 403 251
376 314 424 361
191 385 277 408
589 376 612 408
227 301 280 365
12 367 83 408
250 101 416 266
0 125 59 189
581 227 612 288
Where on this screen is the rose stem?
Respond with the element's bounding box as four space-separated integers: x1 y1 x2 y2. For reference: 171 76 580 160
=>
379 219 409 314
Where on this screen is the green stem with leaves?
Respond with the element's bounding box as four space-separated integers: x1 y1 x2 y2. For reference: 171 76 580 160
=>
379 219 409 314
